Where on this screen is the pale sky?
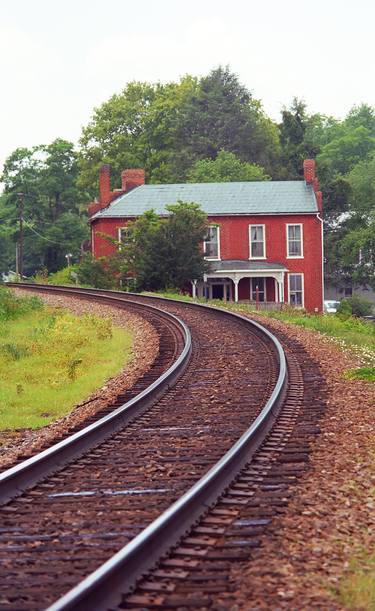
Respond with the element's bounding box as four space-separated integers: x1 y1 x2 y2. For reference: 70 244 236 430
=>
0 0 374 177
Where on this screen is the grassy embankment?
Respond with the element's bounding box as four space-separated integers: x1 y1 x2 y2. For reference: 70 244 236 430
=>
143 291 375 609
0 288 133 430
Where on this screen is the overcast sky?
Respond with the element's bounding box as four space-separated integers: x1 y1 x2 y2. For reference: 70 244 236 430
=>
0 0 374 176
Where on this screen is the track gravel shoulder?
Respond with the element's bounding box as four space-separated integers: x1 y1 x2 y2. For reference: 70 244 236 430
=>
0 291 159 471
227 314 375 611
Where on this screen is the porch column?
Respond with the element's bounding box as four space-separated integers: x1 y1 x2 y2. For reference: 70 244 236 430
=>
274 278 279 303
280 273 285 303
233 278 239 303
191 279 197 299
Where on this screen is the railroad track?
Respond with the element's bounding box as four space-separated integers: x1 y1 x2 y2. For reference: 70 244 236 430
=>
0 284 323 611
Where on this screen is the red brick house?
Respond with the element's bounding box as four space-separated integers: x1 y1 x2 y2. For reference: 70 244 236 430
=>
88 160 324 312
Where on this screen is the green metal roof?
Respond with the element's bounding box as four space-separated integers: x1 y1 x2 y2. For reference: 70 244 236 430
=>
92 181 318 219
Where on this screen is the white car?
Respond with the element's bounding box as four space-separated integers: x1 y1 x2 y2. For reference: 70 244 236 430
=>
324 300 340 313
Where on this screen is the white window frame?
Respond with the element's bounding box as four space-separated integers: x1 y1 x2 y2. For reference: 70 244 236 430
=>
249 224 266 260
118 226 130 250
288 273 304 308
203 225 221 260
286 223 304 258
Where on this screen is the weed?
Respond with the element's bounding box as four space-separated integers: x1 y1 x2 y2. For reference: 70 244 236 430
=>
344 367 375 382
1 343 29 361
84 315 113 340
0 287 43 321
335 549 375 610
67 358 83 381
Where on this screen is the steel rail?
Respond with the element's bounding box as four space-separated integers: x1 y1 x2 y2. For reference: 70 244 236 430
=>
6 285 287 611
0 290 192 506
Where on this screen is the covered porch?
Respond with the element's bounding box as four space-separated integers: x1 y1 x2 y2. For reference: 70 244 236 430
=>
192 260 288 305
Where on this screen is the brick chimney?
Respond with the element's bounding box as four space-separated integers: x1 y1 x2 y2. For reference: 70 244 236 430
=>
303 159 323 212
88 166 146 218
121 169 145 192
99 164 111 206
303 159 316 184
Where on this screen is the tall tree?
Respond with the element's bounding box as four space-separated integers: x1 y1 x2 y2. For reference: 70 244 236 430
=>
1 140 88 274
172 67 281 178
78 67 281 191
279 98 309 178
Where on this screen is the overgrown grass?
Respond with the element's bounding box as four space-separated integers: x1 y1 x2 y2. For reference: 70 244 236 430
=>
344 367 375 381
0 297 133 430
0 286 43 321
335 548 375 610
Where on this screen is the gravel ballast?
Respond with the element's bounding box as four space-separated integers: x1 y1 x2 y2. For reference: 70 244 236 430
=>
229 314 375 610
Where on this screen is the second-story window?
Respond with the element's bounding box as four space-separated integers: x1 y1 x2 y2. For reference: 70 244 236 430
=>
118 227 131 250
204 225 219 259
287 224 303 257
249 225 265 258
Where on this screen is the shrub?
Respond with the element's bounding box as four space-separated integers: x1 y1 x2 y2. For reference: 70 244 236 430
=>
47 266 79 286
337 295 374 318
76 254 116 289
33 268 49 284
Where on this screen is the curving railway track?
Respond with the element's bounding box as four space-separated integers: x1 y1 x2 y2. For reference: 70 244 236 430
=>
0 285 325 611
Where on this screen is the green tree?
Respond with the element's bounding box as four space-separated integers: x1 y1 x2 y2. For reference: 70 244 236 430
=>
347 154 375 216
111 202 209 291
0 194 15 275
317 126 375 176
187 150 270 183
78 67 281 190
156 202 209 288
1 140 89 274
344 103 375 135
279 98 309 178
172 67 281 178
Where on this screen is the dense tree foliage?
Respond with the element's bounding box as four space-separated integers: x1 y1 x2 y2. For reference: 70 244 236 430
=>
187 150 269 183
78 67 281 192
0 140 89 274
106 202 209 291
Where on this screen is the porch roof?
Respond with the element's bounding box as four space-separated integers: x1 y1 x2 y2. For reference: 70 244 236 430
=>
208 260 288 273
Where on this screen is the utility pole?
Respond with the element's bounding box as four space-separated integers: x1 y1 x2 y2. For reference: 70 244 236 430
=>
16 193 25 280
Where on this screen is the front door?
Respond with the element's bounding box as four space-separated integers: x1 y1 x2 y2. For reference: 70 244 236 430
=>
212 284 224 299
250 278 266 302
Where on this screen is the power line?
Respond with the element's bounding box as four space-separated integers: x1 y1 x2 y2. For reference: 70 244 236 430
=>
23 221 68 246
